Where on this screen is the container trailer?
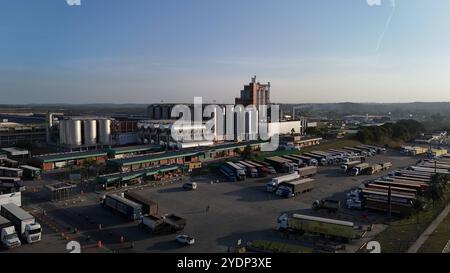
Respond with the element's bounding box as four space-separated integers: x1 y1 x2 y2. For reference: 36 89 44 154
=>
103 194 143 221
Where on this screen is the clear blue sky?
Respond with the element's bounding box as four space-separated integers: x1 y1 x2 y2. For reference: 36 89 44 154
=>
1 0 450 104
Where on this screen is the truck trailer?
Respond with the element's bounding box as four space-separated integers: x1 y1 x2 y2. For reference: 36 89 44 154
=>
276 213 358 242
0 203 41 244
124 191 159 216
275 178 314 198
266 172 300 192
103 194 143 221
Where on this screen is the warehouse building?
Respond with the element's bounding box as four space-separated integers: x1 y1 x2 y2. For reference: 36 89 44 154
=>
30 150 108 171
107 141 265 172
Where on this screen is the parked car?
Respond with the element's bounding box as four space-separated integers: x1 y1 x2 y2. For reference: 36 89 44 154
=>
176 235 195 246
183 182 198 190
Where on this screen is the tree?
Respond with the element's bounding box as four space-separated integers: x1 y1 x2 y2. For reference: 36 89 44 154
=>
424 174 448 206
241 145 254 160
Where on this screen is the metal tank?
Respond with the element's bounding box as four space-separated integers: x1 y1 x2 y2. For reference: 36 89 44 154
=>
84 119 98 146
64 119 71 145
68 119 82 146
59 119 66 145
98 119 111 145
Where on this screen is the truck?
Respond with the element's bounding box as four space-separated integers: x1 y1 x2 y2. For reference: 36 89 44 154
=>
266 172 300 193
246 161 268 177
298 166 318 178
281 155 304 167
350 163 370 176
0 203 41 244
309 151 336 165
252 159 277 175
124 191 159 216
0 191 22 207
142 214 186 233
290 154 318 166
220 165 237 182
275 178 314 198
367 164 383 175
265 157 295 173
276 213 358 242
0 215 21 249
103 194 143 221
340 161 361 173
225 162 247 180
141 214 187 234
0 167 23 178
238 161 258 178
312 199 340 213
20 165 42 180
303 152 328 166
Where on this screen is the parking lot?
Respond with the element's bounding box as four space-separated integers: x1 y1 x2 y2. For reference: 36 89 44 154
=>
2 150 420 253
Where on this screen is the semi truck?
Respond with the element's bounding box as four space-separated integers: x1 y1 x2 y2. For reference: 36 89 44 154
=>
266 172 300 193
309 151 336 165
238 161 258 178
298 166 318 178
141 214 187 234
351 163 370 176
281 155 304 167
265 157 295 173
341 161 362 173
303 153 328 166
0 203 41 244
276 213 358 242
220 165 237 182
275 178 314 198
312 199 340 213
290 155 318 166
225 162 247 180
0 215 21 249
251 159 277 175
124 191 159 216
245 161 268 177
103 194 143 221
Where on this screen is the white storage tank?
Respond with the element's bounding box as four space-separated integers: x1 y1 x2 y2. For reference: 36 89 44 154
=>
68 119 82 146
84 119 98 145
98 119 111 145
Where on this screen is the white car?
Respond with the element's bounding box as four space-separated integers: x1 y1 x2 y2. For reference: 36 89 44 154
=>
176 235 195 246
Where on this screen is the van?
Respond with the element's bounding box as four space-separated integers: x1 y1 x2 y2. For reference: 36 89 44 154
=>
183 182 198 190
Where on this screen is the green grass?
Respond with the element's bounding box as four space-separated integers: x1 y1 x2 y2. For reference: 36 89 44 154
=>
249 240 313 253
371 187 450 253
418 212 450 253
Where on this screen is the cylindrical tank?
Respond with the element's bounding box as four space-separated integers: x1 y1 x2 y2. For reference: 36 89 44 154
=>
64 119 71 145
98 119 111 145
59 119 66 145
68 119 82 146
84 120 98 146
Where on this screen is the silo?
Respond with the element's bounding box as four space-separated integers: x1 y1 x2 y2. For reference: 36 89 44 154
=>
64 119 71 145
84 119 98 146
59 119 66 145
98 119 111 145
68 119 82 146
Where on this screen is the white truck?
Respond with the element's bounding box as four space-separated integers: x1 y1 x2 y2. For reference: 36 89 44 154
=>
0 203 42 244
0 215 21 249
266 172 300 193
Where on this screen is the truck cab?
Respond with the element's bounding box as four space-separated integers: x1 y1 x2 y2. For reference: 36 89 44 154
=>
1 226 21 249
275 185 293 198
25 223 42 244
276 214 289 230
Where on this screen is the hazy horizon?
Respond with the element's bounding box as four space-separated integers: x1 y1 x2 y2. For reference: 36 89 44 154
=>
2 0 450 104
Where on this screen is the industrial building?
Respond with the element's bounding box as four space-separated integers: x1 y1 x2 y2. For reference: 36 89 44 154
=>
0 120 46 147
29 150 108 171
235 76 271 108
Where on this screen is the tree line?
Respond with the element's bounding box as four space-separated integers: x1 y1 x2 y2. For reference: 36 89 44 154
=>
356 119 425 144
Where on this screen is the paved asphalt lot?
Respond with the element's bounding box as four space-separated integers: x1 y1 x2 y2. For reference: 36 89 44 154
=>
2 150 420 253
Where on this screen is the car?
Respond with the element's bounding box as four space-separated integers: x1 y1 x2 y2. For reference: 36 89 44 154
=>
182 182 198 190
176 235 195 246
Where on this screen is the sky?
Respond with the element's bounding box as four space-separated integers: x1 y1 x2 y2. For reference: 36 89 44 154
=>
1 0 450 104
